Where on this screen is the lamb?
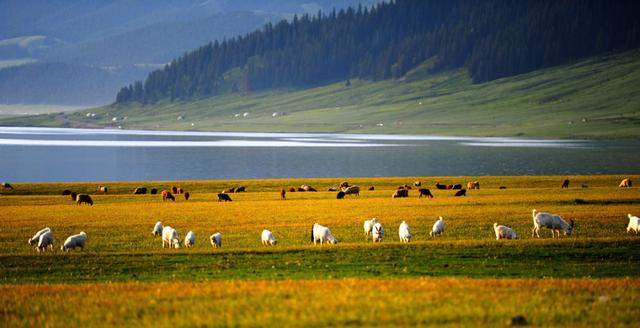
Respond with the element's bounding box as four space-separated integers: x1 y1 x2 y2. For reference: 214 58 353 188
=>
210 232 222 248
430 217 445 237
28 227 51 246
531 209 574 238
261 229 277 246
363 218 378 236
76 194 93 206
399 221 412 243
627 214 640 234
371 222 384 242
311 223 338 245
493 223 517 240
185 231 196 248
61 232 87 251
152 221 163 236
36 231 54 252
162 226 181 249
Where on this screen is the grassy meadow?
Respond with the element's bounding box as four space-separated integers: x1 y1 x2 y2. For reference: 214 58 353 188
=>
1 175 639 326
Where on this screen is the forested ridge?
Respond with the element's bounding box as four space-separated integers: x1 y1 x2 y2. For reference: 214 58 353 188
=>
116 0 640 104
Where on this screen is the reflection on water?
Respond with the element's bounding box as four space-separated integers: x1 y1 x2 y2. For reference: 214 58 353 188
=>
0 127 637 182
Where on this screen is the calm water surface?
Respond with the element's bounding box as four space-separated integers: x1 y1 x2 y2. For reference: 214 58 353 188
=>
0 127 638 182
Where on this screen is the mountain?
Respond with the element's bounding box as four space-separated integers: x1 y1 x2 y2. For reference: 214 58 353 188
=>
4 50 640 138
116 0 640 104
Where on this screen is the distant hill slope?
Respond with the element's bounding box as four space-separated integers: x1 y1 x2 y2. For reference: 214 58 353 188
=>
4 50 639 138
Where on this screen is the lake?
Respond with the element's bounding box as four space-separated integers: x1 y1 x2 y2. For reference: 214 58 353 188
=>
0 127 638 182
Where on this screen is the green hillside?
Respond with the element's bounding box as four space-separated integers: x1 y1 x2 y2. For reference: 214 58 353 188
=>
3 50 640 138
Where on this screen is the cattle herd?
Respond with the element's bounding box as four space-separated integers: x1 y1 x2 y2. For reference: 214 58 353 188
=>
11 177 640 253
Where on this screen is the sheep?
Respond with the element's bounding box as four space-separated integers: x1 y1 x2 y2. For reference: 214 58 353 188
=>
493 223 517 240
281 189 286 200
152 221 163 236
133 187 147 194
363 218 378 236
336 191 346 199
454 189 466 197
311 223 338 245
76 194 93 206
210 232 222 248
467 181 480 189
430 217 445 237
162 190 175 201
561 179 569 188
341 185 360 196
217 193 232 202
184 192 190 200
418 188 433 198
399 221 412 243
261 229 277 246
162 226 181 249
531 209 574 238
28 227 51 246
37 231 54 252
627 214 640 234
185 231 196 248
61 232 87 251
98 185 108 193
392 188 409 198
619 178 632 188
371 222 384 242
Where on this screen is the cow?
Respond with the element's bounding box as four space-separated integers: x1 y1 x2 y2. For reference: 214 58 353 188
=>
1 182 13 190
176 188 184 194
218 193 232 202
561 179 570 188
184 192 190 200
413 181 421 187
418 188 434 198
435 182 447 190
161 190 175 201
450 184 462 190
289 187 296 192
281 189 286 200
467 181 480 189
62 189 72 195
619 178 632 188
98 185 108 193
76 194 93 206
392 188 409 198
133 187 147 194
336 191 346 199
368 186 375 191
150 188 158 195
341 185 360 196
171 186 179 194
70 192 77 201
236 186 246 192
454 189 466 197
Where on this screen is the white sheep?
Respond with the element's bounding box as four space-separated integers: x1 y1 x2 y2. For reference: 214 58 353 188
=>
627 214 640 234
152 221 163 236
363 217 378 236
162 226 181 249
372 222 384 242
493 223 517 240
61 231 87 252
311 223 338 245
398 221 412 243
28 227 51 246
261 229 277 246
210 232 222 248
532 209 574 238
36 231 54 252
430 217 445 237
185 231 196 248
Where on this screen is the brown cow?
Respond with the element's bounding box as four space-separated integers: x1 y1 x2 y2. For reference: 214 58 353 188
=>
76 194 93 205
301 185 317 192
435 182 447 190
70 192 77 201
368 186 375 191
218 193 232 202
184 192 190 200
236 186 246 192
289 187 296 192
281 189 286 200
133 187 147 194
161 190 175 201
454 189 467 197
418 188 434 198
619 178 632 188
392 188 409 198
171 186 178 194
467 181 480 190
561 179 569 188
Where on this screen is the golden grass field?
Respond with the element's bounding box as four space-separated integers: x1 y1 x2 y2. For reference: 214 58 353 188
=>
1 175 639 326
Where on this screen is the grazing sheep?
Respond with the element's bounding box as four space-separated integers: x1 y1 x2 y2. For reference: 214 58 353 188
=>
627 214 640 234
399 221 412 243
363 218 379 236
450 184 462 190
76 194 93 206
418 188 434 198
561 179 569 188
217 193 232 202
185 231 196 248
336 191 346 199
98 185 108 193
280 189 286 200
619 178 632 188
311 223 338 245
493 223 517 240
133 187 147 194
161 190 175 201
236 186 246 192
430 217 445 237
184 192 190 200
152 221 163 236
37 231 54 252
171 186 179 194
414 181 422 187
162 226 181 249
28 227 51 246
1 182 13 190
341 185 360 196
454 189 467 197
392 188 409 198
210 232 222 248
467 181 480 189
371 222 384 242
261 229 277 246
532 209 574 238
62 189 72 195
61 232 87 251
70 192 77 201
368 186 375 191
289 187 296 192
150 188 158 195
